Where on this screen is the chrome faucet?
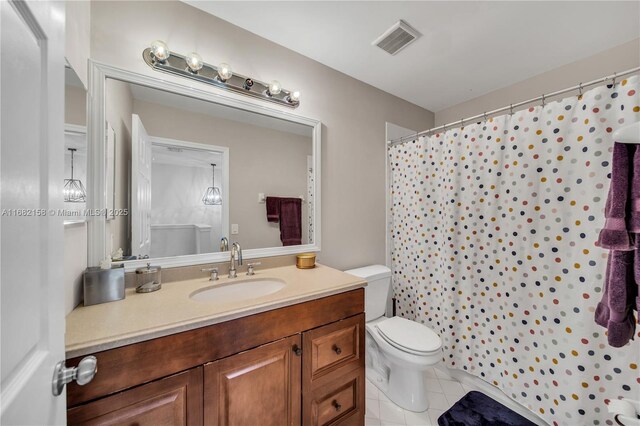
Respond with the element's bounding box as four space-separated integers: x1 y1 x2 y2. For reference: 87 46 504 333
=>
220 237 229 252
229 242 243 278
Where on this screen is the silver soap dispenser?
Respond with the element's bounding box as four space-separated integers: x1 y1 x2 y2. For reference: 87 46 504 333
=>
135 263 162 293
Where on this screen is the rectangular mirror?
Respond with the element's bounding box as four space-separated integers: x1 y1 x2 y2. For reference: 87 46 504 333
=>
87 63 320 270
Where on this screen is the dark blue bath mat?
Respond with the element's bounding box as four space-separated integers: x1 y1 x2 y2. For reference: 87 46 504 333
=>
438 391 537 426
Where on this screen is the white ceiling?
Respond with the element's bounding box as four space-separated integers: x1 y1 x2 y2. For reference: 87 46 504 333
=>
184 1 640 112
151 144 223 169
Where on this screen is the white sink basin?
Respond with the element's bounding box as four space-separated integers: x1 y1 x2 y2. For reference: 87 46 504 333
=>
190 278 286 303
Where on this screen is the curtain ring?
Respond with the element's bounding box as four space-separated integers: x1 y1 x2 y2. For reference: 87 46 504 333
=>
483 112 487 123
578 82 583 97
509 104 514 115
612 72 617 87
460 118 464 128
443 124 447 133
541 94 546 108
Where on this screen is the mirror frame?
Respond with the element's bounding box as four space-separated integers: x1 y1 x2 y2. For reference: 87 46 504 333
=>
87 60 321 271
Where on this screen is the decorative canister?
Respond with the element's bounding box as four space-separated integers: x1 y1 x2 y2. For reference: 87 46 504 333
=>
83 264 125 306
135 263 162 293
296 253 316 269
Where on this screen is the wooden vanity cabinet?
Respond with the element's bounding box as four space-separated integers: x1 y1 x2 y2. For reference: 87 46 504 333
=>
66 289 365 426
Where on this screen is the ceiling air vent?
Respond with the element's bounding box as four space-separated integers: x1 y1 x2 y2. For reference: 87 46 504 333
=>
373 20 421 55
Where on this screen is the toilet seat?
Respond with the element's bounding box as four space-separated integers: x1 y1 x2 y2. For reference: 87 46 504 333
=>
375 317 442 356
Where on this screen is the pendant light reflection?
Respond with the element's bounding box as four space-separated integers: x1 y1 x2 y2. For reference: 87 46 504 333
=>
64 148 86 203
202 163 222 205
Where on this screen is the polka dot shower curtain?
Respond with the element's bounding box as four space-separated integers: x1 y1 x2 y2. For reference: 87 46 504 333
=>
389 75 640 425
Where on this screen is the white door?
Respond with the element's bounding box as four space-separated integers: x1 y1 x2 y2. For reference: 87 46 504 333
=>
131 114 152 258
1 0 67 424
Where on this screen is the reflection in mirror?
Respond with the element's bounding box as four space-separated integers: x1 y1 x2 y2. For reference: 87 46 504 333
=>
104 78 314 262
64 64 87 222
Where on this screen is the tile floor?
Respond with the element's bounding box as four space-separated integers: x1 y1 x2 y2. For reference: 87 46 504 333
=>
365 365 476 426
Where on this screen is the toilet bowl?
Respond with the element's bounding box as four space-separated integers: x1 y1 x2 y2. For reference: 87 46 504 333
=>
345 265 443 412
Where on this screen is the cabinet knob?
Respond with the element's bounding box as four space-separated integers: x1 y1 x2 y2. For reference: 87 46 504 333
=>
332 400 342 411
332 345 342 355
292 345 302 356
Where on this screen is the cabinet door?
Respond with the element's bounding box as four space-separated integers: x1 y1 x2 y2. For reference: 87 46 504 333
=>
67 367 203 426
204 335 302 426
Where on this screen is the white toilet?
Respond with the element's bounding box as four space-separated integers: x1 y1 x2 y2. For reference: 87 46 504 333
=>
345 265 443 412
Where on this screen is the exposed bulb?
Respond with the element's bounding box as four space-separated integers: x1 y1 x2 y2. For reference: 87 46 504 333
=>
185 52 203 72
150 40 170 62
268 80 282 96
288 89 300 103
217 63 232 81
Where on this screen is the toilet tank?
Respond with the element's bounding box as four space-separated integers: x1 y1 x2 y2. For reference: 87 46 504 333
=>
344 265 391 321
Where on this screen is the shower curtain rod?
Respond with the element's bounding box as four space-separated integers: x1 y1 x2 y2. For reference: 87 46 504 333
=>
388 66 640 147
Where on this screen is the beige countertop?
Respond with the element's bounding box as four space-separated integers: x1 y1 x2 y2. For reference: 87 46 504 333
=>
65 264 366 358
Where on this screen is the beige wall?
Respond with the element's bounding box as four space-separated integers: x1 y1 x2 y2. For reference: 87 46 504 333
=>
64 223 87 314
133 99 312 250
65 85 86 126
105 79 133 256
436 39 640 126
65 0 90 88
89 0 434 270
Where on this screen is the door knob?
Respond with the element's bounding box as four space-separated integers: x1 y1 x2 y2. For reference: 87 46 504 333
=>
332 400 342 411
332 345 342 355
52 356 98 396
292 345 302 356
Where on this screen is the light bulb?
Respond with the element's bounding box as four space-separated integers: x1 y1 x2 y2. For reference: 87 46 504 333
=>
217 63 232 81
150 40 170 62
185 52 203 72
288 89 300 103
268 80 282 96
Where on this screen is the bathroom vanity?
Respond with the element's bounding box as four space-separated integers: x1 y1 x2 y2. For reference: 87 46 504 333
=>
65 265 366 425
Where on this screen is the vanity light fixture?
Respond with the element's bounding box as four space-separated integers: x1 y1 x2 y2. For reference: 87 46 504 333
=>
287 89 301 103
202 163 222 206
142 42 300 108
185 52 203 73
267 80 282 96
217 63 233 82
150 40 170 63
64 148 86 203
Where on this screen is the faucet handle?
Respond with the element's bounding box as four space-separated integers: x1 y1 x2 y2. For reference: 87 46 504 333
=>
246 262 261 276
201 266 219 281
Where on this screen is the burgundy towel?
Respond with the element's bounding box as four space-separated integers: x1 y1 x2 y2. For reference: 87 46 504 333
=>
266 196 280 223
278 198 302 246
595 250 637 347
630 146 640 233
598 142 636 250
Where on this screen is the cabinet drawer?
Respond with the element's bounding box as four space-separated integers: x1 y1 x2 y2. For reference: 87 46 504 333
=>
305 366 365 426
303 314 364 381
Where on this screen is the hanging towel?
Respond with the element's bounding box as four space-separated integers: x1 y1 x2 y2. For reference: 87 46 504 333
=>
266 196 280 223
597 142 636 250
595 250 638 347
630 145 640 234
595 141 640 347
278 198 302 246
